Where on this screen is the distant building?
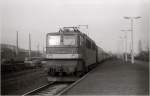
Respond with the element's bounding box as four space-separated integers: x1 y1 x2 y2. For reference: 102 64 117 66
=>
1 44 17 61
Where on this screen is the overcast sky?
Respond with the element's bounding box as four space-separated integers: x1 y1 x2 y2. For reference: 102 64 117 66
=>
1 0 149 54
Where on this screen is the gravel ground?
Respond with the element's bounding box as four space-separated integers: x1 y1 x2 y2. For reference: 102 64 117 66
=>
1 68 48 95
63 59 149 95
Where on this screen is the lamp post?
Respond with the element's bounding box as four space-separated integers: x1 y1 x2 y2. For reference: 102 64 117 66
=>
29 33 31 59
124 16 141 64
16 31 19 56
120 29 131 62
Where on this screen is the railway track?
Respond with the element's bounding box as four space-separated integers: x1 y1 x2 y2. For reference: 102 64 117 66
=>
22 75 88 95
22 81 72 96
22 66 95 96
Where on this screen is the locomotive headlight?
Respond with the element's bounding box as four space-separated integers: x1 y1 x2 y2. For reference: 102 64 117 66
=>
71 54 81 58
41 61 47 64
44 67 48 72
68 67 74 72
46 54 53 58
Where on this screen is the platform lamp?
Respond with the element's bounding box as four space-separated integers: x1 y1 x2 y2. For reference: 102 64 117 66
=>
124 16 141 64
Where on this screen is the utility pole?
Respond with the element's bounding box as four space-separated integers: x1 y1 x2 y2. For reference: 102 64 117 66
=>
29 33 31 59
37 43 39 56
43 47 45 54
43 32 45 55
16 31 19 56
138 40 142 53
124 16 141 64
120 29 131 62
119 36 124 60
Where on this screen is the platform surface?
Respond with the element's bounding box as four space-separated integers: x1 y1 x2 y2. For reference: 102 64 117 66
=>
63 59 149 95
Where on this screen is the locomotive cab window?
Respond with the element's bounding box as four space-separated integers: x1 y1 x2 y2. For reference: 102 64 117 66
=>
48 35 60 45
47 35 77 46
63 35 76 45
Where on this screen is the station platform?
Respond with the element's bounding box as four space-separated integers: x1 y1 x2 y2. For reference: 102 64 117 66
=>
62 59 149 95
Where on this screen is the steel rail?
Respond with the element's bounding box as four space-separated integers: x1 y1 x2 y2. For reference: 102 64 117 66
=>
22 81 55 96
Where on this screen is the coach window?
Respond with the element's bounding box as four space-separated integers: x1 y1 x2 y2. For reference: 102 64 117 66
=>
89 41 91 49
86 39 91 49
91 43 93 50
80 36 84 46
91 43 93 49
92 43 95 50
90 41 92 49
86 39 88 48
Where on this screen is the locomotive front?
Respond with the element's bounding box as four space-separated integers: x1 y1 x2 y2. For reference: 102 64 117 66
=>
45 27 83 76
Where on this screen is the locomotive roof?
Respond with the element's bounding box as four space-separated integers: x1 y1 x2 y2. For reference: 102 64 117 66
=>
47 27 96 44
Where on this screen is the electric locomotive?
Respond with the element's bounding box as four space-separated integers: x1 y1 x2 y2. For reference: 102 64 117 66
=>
44 27 99 81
